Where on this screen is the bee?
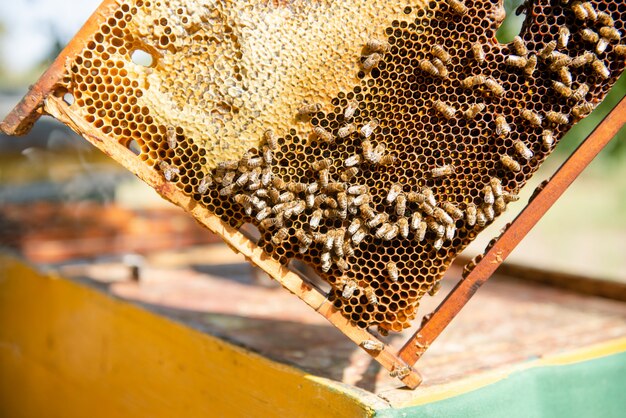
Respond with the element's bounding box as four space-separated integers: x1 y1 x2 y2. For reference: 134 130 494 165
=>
256 207 272 221
506 55 528 68
542 129 555 150
549 56 571 73
407 191 425 203
466 203 477 226
495 115 511 136
342 279 357 298
482 203 495 221
348 218 362 236
319 169 329 188
337 123 356 139
387 262 399 281
596 37 610 54
314 126 334 143
255 189 269 199
572 1 589 20
277 191 294 203
521 109 542 126
359 203 376 220
433 237 444 250
571 51 594 67
592 59 610 79
326 182 346 193
434 207 454 226
366 39 390 53
368 212 388 228
305 192 315 208
503 192 520 203
166 126 177 149
321 251 332 273
234 193 252 207
384 224 399 241
312 158 331 171
340 167 359 182
396 194 407 216
472 43 485 64
234 171 249 187
432 58 449 78
261 168 273 187
494 196 507 214
375 223 392 239
443 202 464 220
572 102 594 118
347 185 367 195
581 28 599 43
433 100 456 119
159 161 180 182
432 44 451 63
524 54 537 76
461 75 486 88
514 140 534 160
558 26 570 49
428 220 445 238
558 67 572 86
289 201 306 218
445 0 467 15
362 53 382 70
271 227 289 245
512 36 527 56
389 365 411 379
297 102 321 117
365 287 378 305
597 11 614 27
344 100 359 121
501 155 521 172
352 227 367 245
369 144 386 164
552 80 573 97
262 146 273 165
483 185 495 204
416 220 428 242
361 340 384 351
422 187 437 207
476 208 487 227
429 281 442 297
343 240 355 258
336 192 348 211
251 195 267 210
386 184 403 204
323 231 335 251
380 154 396 166
263 130 278 152
352 193 371 206
397 217 409 239
334 228 346 254
538 41 557 60
431 164 455 178
463 103 485 120
419 59 440 76
197 176 212 194
490 177 503 197
295 230 312 253
259 217 278 230
287 182 307 193
616 45 626 57
582 2 598 21
410 212 422 231
272 176 286 190
360 119 379 138
484 78 505 96
445 223 456 241
546 111 569 125
336 257 349 273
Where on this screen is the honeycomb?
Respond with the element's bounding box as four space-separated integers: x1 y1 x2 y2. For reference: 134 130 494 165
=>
47 0 626 333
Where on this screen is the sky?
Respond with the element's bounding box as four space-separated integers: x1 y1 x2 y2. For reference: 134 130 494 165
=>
0 0 100 73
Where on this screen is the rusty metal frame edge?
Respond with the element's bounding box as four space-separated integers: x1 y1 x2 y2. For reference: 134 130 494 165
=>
398 94 626 366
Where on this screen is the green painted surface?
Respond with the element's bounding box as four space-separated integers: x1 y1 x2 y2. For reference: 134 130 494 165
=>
378 351 626 418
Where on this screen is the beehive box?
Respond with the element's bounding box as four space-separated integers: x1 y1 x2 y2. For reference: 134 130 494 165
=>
3 0 625 387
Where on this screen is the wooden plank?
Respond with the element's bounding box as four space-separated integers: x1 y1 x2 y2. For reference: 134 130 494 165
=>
0 254 386 418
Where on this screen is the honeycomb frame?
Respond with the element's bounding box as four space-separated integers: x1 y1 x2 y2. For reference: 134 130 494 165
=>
2 0 626 388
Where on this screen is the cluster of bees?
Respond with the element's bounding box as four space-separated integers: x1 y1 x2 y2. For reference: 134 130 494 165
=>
150 0 624 337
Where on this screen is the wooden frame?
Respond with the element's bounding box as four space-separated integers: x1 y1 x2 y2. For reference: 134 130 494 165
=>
2 0 624 388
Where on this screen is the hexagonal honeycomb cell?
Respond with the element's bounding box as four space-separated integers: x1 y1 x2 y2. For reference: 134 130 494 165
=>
29 0 626 333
